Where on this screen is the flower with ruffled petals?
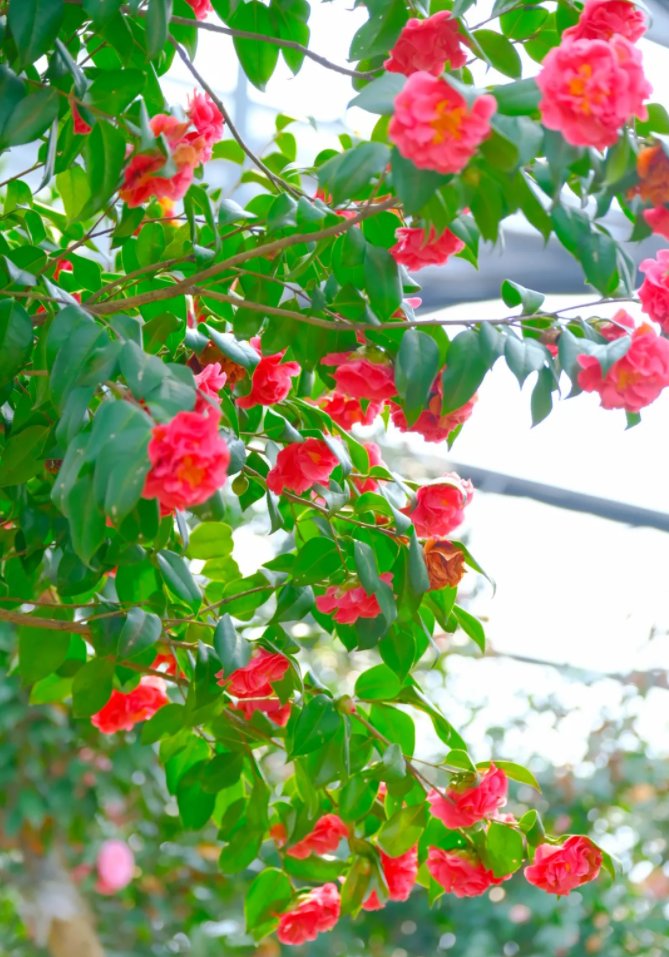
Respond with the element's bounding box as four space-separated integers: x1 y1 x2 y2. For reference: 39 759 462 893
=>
217 649 291 726
638 249 669 331
402 475 473 538
142 409 230 513
524 836 602 895
385 11 467 76
287 814 350 859
577 318 669 411
92 677 168 734
363 846 418 910
184 0 213 20
316 573 393 625
428 848 509 897
389 72 496 174
186 91 224 163
322 353 396 401
423 540 467 590
563 0 647 42
194 362 227 413
537 35 651 149
390 226 464 271
96 841 134 894
267 439 339 495
237 338 300 408
319 393 383 429
277 883 341 946
390 375 476 443
643 206 669 239
428 765 508 829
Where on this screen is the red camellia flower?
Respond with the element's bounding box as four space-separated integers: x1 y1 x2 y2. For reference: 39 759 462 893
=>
577 319 669 412
428 848 509 897
363 846 419 910
390 226 464 271
385 11 467 76
120 153 194 208
389 72 496 174
536 36 651 149
266 439 339 495
142 409 230 513
53 259 73 282
186 91 225 163
72 102 92 135
428 765 508 829
322 353 396 401
217 649 291 725
237 338 300 408
563 0 647 42
402 474 474 538
287 814 350 859
277 883 341 946
91 677 169 734
643 206 669 240
315 573 393 625
391 375 476 443
270 822 288 847
638 249 669 330
194 362 227 412
184 0 213 20
319 393 383 429
524 836 603 895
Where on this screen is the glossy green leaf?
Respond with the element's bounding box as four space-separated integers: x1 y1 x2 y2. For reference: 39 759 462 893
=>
8 0 64 66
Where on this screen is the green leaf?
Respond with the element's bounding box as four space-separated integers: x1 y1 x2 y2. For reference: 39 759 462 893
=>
390 147 450 215
318 142 390 206
378 802 427 856
205 325 260 370
493 78 540 116
141 703 185 744
504 334 549 387
501 280 545 314
349 73 406 115
213 615 251 676
355 664 402 701
157 550 202 610
82 121 127 218
0 299 33 389
353 540 396 626
518 808 545 846
289 694 343 757
146 0 172 57
0 425 49 487
0 89 59 149
349 0 407 61
18 619 71 684
229 0 280 90
484 821 525 877
441 330 489 413
451 604 485 652
56 166 92 224
65 474 106 565
91 402 153 521
187 521 234 560
364 243 401 321
531 366 555 426
292 538 341 585
117 607 162 659
472 29 522 78
8 0 64 67
395 329 441 425
72 658 115 717
245 868 293 939
478 759 541 791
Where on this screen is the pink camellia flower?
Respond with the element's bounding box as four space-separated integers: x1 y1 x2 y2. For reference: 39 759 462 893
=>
390 226 464 271
237 338 300 408
217 649 291 726
91 677 168 734
194 362 227 411
389 72 496 174
316 573 393 625
639 248 669 331
595 308 635 340
385 11 467 76
267 438 339 495
363 846 418 911
428 765 508 829
72 102 92 135
643 206 669 240
563 0 647 42
186 91 225 163
322 353 396 401
524 836 603 895
577 320 669 412
120 152 194 207
391 377 476 443
184 0 213 20
319 393 383 429
536 35 651 149
354 442 384 494
277 883 341 946
96 840 135 894
287 814 350 859
428 848 509 897
142 409 230 513
402 474 474 538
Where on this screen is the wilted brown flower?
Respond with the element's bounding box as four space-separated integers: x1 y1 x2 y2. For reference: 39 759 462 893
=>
637 144 669 205
423 539 466 590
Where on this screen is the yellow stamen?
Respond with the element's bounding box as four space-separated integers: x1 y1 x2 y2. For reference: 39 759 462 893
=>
431 101 466 145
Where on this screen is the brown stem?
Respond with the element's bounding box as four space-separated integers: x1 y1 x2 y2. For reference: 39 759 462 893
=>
0 607 91 635
191 286 357 330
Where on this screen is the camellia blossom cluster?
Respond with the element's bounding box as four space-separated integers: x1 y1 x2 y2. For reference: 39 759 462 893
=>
428 765 508 829
277 883 341 946
316 573 394 624
120 92 223 206
91 677 169 734
216 649 291 726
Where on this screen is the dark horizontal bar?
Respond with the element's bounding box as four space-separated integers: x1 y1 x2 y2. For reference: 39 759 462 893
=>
450 462 669 533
